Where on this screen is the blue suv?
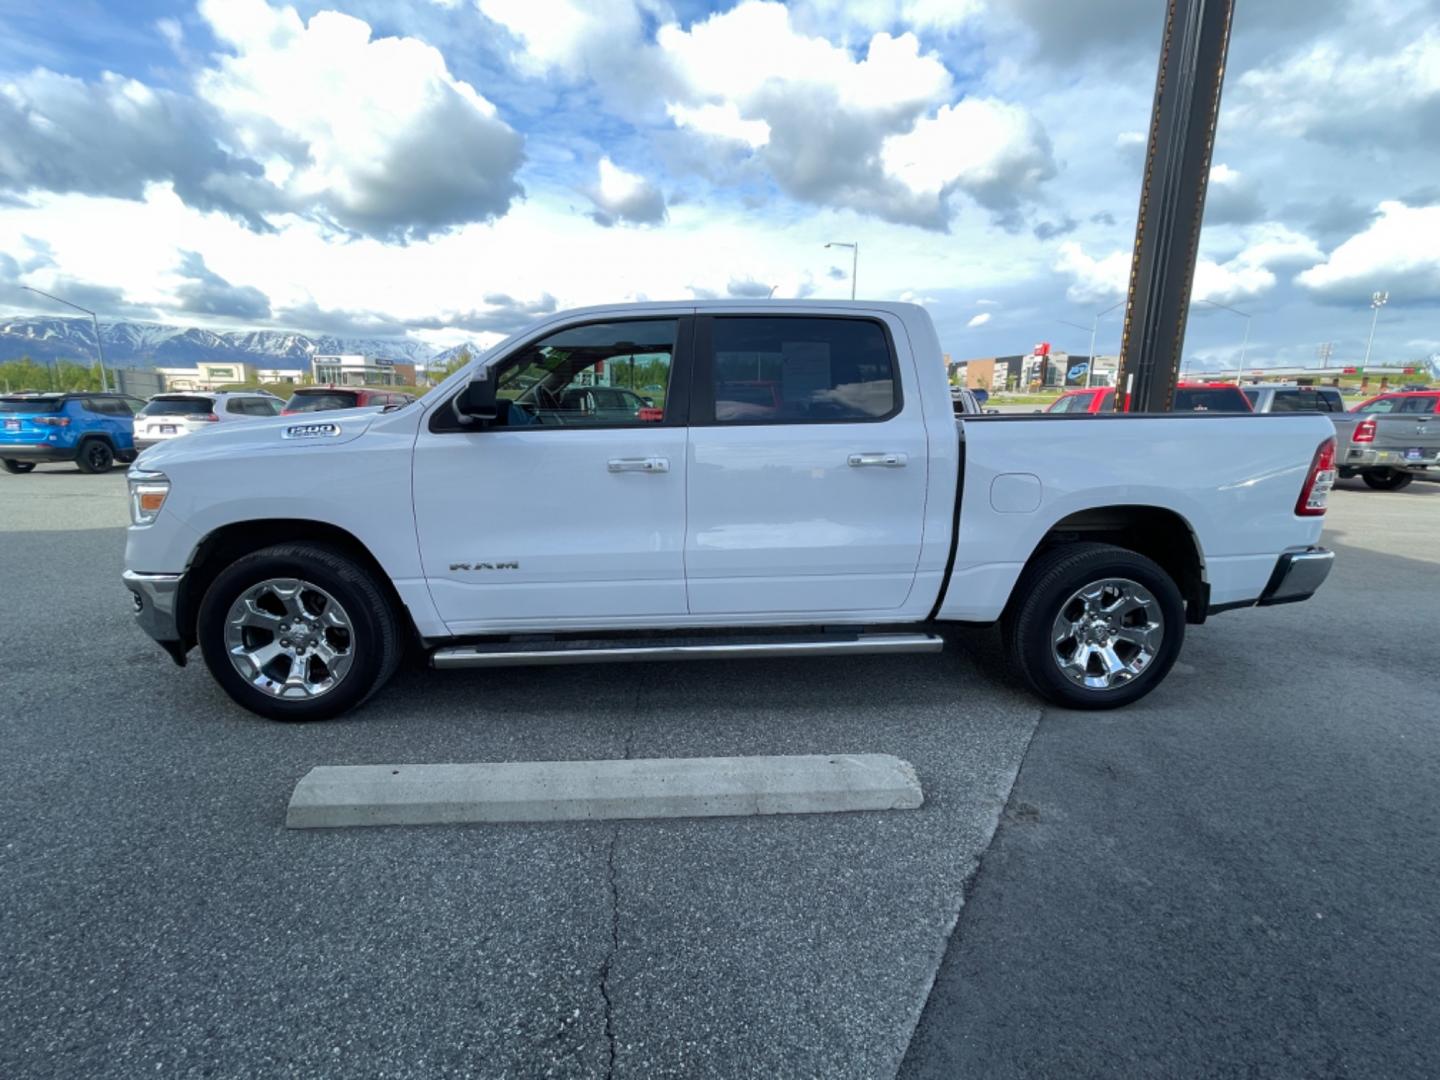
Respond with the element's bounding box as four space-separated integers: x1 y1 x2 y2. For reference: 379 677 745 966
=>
0 392 149 474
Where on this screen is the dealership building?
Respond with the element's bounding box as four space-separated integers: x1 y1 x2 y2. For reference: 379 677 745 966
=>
311 354 416 386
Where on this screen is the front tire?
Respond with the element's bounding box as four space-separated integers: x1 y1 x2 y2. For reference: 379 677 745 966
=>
1361 468 1414 491
1003 543 1185 710
197 543 402 721
75 438 114 473
1 459 36 474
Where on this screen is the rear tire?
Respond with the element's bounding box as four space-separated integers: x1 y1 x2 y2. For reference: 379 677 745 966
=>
197 543 402 721
1 459 36 474
1361 469 1414 491
1003 542 1185 710
75 439 114 473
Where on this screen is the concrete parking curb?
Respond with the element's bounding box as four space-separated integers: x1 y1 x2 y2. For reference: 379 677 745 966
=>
285 753 924 829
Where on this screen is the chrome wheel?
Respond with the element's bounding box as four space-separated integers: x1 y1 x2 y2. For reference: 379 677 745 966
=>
1051 577 1165 691
223 578 355 699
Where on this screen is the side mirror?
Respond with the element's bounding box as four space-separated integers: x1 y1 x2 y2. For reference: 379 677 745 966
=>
453 372 499 424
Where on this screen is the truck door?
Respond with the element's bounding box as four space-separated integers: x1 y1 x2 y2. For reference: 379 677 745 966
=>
411 316 693 633
684 313 928 615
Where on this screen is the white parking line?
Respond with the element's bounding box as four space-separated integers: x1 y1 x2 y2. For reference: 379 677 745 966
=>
286 753 924 828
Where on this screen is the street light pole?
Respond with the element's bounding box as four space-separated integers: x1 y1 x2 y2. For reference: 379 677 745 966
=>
20 286 109 392
824 242 858 300
1197 298 1252 384
1362 291 1388 368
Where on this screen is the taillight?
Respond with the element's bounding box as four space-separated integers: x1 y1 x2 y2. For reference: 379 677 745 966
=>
199 414 219 422
1352 417 1376 443
1296 437 1337 516
33 416 70 427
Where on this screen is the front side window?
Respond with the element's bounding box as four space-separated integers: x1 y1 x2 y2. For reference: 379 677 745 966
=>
707 316 897 424
1357 396 1398 413
485 319 677 428
1047 394 1075 414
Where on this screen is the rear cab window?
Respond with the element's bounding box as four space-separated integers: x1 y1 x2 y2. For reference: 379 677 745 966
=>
1173 386 1251 412
701 316 899 424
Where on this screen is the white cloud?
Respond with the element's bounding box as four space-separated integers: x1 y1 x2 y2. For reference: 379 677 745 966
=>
1055 241 1130 304
1233 29 1440 143
1297 201 1440 304
195 0 523 240
666 102 770 149
880 98 1055 210
967 312 992 327
587 157 667 226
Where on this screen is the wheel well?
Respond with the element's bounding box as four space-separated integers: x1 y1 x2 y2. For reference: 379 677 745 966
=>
1029 505 1208 623
176 519 416 649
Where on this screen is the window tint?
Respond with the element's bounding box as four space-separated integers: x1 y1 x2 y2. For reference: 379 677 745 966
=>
286 391 360 412
1173 387 1250 412
708 317 897 423
1395 395 1438 414
1357 396 1397 413
1047 394 1076 413
1100 391 1116 411
144 397 214 416
1 396 63 413
1242 389 1260 408
86 397 129 415
487 318 677 428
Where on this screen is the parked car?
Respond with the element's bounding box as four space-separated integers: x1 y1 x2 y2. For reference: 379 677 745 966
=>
124 301 1336 721
281 387 415 415
1327 389 1439 490
1 391 148 474
134 392 285 453
1241 384 1345 414
1046 387 1115 413
1044 383 1251 414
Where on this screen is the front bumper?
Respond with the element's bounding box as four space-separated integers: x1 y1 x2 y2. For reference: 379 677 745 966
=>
122 569 188 666
1257 547 1334 607
0 443 76 462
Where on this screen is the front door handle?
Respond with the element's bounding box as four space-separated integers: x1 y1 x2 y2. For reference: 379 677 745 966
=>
608 457 670 473
848 452 907 468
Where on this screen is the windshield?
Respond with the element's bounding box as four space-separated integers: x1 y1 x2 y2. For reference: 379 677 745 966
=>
0 397 64 413
285 391 360 412
141 397 214 416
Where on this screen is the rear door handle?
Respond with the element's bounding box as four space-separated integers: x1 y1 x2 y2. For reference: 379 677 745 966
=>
848 452 907 468
608 457 670 473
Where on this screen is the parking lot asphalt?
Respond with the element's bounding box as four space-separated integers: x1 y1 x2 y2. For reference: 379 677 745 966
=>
0 466 1040 1079
901 475 1440 1079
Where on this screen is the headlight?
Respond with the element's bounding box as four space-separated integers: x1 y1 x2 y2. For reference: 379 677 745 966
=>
128 469 170 526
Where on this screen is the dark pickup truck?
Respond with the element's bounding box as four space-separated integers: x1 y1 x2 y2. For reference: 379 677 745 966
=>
1329 389 1439 490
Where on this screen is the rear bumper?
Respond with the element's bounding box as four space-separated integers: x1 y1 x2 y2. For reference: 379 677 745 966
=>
1342 447 1439 472
122 569 188 666
0 443 76 462
1257 547 1334 607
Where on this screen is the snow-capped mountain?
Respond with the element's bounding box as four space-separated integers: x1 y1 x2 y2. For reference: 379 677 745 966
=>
0 316 473 370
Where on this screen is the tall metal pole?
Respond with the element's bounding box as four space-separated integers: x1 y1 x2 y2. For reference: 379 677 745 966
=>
20 285 109 392
1086 317 1099 389
1234 314 1250 384
1363 291 1388 368
1114 0 1237 411
825 242 858 301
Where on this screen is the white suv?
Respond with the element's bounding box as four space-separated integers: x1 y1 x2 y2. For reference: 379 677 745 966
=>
134 392 284 452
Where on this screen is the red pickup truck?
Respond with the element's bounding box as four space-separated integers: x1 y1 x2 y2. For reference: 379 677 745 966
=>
1046 383 1253 414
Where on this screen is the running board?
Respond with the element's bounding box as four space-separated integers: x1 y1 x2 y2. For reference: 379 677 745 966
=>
431 632 944 670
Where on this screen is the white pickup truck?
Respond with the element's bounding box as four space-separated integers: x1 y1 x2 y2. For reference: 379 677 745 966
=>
123 301 1337 721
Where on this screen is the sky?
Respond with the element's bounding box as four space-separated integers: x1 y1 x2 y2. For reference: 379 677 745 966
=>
0 0 1436 369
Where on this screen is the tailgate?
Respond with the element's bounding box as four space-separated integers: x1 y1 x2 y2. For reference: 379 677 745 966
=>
0 414 56 443
1370 416 1440 463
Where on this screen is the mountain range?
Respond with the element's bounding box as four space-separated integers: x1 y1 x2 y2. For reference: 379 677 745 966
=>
0 316 479 370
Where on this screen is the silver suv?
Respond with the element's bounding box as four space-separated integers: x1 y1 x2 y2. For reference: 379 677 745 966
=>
134 392 284 452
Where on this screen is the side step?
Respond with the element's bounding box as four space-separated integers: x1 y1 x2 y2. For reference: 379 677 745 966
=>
431 632 944 670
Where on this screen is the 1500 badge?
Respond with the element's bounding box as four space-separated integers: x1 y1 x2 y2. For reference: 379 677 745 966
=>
449 561 520 571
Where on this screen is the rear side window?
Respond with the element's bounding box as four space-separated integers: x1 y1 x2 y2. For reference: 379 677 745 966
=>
286 391 360 412
1173 387 1250 412
1357 396 1398 413
1047 394 1077 413
1100 391 1115 411
706 316 898 423
1242 389 1260 408
1395 395 1438 414
144 397 215 416
86 397 130 415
